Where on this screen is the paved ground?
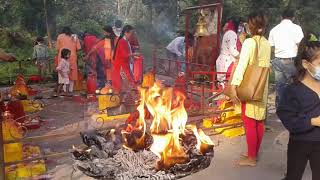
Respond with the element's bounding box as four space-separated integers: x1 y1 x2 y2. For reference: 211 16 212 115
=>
8 83 313 180
183 120 312 180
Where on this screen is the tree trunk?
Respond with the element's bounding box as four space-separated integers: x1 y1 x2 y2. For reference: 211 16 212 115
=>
117 0 121 16
43 0 52 49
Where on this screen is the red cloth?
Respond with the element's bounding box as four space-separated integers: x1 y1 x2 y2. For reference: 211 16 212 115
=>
83 35 98 54
114 38 131 62
242 103 264 159
0 101 25 123
226 62 234 80
87 73 97 94
83 34 105 77
174 75 186 96
225 21 236 32
133 56 143 82
112 38 135 92
129 33 140 52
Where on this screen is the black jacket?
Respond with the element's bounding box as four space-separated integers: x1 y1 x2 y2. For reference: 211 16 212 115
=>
277 82 320 141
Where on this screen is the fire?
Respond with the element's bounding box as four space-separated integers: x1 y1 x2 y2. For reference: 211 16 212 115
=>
122 81 214 169
151 133 188 170
122 87 147 150
147 82 172 134
187 125 215 154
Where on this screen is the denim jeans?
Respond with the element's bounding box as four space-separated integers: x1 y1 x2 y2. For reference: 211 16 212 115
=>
271 57 296 108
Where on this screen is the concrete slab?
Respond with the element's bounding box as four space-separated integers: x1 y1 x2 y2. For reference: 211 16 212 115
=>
8 84 313 180
182 121 312 180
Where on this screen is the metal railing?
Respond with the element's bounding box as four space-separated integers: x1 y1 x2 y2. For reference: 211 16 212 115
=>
0 95 126 180
152 48 232 115
0 58 56 85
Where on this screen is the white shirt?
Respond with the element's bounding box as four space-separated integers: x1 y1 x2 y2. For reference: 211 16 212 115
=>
268 19 304 58
56 58 70 76
166 37 185 57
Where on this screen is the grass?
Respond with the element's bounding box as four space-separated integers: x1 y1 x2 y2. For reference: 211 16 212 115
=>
0 60 55 85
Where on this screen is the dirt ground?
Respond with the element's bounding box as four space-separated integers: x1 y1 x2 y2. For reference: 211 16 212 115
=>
7 83 313 180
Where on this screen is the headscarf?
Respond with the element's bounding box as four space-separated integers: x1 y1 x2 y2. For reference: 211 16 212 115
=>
225 21 242 51
225 21 236 32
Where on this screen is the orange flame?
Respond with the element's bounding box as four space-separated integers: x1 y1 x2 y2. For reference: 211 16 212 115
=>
187 125 215 154
136 87 146 136
146 82 189 169
123 81 213 169
122 87 147 150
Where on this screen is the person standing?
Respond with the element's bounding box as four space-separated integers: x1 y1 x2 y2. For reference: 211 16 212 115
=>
166 33 194 72
113 20 123 37
229 11 271 166
33 37 49 82
56 49 71 96
82 32 99 77
102 26 117 86
277 37 320 180
112 25 138 93
166 36 185 60
56 27 81 93
216 17 241 84
268 9 304 108
84 26 117 88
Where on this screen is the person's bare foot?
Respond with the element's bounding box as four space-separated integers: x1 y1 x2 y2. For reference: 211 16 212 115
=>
240 153 259 161
235 157 257 167
240 152 248 158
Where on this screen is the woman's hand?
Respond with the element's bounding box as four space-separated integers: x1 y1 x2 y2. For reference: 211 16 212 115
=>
311 117 320 127
229 85 241 104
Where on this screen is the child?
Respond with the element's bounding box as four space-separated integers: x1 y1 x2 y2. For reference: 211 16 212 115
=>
56 49 71 96
277 36 320 180
33 37 48 81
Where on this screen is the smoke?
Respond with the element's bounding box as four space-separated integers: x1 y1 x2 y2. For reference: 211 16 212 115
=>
152 12 176 39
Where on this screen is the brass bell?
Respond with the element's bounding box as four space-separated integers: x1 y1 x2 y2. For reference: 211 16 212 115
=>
195 16 209 37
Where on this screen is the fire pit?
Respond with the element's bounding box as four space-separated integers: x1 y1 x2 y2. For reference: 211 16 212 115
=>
72 82 214 180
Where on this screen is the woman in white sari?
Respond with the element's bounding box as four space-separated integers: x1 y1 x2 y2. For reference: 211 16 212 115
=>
216 17 241 84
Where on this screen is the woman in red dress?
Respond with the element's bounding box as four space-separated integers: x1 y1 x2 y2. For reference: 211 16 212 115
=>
112 25 138 93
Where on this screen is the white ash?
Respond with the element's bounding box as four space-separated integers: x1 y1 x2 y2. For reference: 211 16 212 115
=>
74 148 175 180
73 130 213 180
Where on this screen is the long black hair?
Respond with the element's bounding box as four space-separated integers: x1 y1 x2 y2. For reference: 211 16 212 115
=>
61 48 71 59
294 35 320 82
113 25 134 60
62 26 72 36
103 25 117 51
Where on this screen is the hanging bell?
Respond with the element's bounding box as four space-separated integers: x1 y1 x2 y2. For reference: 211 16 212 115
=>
195 16 209 37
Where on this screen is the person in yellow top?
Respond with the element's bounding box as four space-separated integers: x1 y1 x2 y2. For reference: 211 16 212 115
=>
229 11 271 167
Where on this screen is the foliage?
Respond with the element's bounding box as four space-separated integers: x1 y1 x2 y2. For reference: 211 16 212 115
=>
0 0 319 63
222 0 320 33
0 27 33 60
54 0 117 35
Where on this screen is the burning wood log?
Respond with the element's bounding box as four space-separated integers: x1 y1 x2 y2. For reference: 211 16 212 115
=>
73 129 213 180
73 82 215 179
